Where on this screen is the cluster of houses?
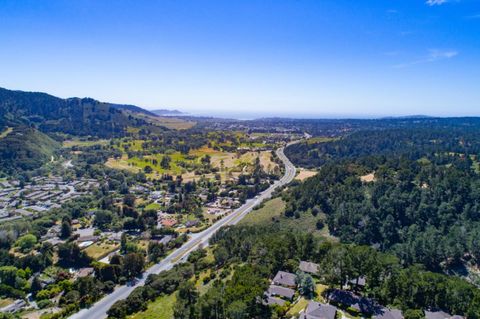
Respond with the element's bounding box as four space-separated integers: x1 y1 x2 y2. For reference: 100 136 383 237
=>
264 261 465 319
0 176 99 223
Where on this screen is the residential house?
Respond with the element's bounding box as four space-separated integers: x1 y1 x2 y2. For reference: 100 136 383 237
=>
425 311 465 319
373 308 404 319
327 289 380 315
264 295 286 307
186 219 200 228
299 261 320 275
74 227 95 238
300 301 337 319
76 267 94 279
267 284 295 300
273 271 297 288
161 219 177 228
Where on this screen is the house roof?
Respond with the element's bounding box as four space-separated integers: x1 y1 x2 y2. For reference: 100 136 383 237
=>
74 227 95 237
161 219 177 227
77 267 94 278
273 271 297 287
299 261 320 274
349 276 366 286
267 284 295 300
77 235 99 242
425 311 464 319
373 308 404 319
300 301 337 319
327 289 380 314
264 295 286 306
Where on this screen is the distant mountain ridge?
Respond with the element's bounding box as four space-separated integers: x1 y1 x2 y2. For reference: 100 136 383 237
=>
380 115 434 120
151 109 183 116
108 103 159 117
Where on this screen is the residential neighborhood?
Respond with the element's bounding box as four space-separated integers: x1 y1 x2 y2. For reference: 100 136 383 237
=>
0 176 99 223
261 262 466 319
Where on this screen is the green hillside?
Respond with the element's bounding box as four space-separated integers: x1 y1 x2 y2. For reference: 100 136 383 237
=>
0 126 60 174
0 87 160 138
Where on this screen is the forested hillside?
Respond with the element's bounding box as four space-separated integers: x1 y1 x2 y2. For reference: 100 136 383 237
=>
0 87 156 137
283 123 480 274
0 126 60 174
285 118 480 168
107 225 480 318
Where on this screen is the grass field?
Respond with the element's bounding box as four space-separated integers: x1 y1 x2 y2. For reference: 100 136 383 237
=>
295 169 317 181
0 298 13 308
62 139 109 148
286 297 308 317
145 202 161 210
0 127 13 140
84 242 119 260
315 284 328 302
106 153 188 176
240 197 286 226
132 112 196 130
106 145 266 181
240 197 335 239
128 293 176 319
154 117 196 130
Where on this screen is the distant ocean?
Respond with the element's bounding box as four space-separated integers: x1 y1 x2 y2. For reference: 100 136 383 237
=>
176 109 383 120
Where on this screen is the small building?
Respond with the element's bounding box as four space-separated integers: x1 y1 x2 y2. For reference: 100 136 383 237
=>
264 295 286 307
373 308 404 319
425 311 465 319
76 267 94 278
300 301 337 319
273 271 297 288
299 261 320 275
186 219 200 228
267 284 295 300
158 235 173 245
74 227 95 238
348 276 366 289
327 289 380 315
161 219 178 227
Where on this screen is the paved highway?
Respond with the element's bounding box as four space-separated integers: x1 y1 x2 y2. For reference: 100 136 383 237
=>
69 145 297 319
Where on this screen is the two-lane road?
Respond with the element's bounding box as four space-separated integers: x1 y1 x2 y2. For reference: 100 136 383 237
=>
69 145 297 319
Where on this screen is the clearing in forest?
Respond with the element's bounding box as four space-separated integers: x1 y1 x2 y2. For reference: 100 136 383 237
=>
295 168 317 181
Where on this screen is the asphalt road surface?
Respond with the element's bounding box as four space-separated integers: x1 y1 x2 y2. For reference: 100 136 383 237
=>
69 145 297 319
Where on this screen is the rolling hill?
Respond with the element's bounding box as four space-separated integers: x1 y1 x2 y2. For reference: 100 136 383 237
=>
0 87 170 138
0 126 60 174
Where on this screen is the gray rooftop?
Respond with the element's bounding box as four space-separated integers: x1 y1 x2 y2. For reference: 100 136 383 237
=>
267 284 295 300
264 295 286 306
299 261 320 274
300 301 337 319
273 271 297 287
425 311 464 319
373 308 404 319
75 227 95 237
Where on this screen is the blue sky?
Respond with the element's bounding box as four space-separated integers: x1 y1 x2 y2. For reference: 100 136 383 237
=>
1 0 479 118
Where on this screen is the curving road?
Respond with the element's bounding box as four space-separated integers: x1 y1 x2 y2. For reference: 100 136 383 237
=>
69 145 296 319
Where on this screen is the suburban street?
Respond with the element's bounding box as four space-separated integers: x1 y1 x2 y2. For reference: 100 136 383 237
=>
69 145 297 319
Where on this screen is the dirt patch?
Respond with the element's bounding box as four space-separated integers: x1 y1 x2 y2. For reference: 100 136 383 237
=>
295 169 318 181
360 172 375 183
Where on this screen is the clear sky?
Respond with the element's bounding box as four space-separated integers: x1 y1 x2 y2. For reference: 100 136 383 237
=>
1 0 479 118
